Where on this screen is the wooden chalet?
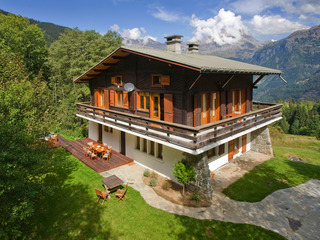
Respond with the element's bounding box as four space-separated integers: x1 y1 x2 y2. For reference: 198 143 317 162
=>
74 35 283 199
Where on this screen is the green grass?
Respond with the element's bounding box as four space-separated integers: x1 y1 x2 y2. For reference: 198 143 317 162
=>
25 147 285 240
223 127 320 202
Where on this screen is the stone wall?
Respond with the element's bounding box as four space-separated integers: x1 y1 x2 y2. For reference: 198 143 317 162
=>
250 126 273 156
183 152 213 200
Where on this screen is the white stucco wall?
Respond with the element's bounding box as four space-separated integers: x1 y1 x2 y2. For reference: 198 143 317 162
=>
88 121 99 141
126 133 183 181
103 127 120 152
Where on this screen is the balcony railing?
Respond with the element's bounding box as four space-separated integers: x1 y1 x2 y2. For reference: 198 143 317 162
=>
76 102 282 151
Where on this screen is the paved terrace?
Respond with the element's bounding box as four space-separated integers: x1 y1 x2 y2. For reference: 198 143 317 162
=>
101 152 320 240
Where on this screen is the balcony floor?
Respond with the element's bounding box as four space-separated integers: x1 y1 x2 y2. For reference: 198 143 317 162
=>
56 135 134 173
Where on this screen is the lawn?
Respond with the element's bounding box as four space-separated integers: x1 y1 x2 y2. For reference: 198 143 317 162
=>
223 127 320 202
25 147 285 240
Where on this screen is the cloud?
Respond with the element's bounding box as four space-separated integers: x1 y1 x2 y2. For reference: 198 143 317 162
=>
249 15 308 35
111 25 158 45
151 6 182 22
231 0 320 16
110 24 120 32
189 9 250 45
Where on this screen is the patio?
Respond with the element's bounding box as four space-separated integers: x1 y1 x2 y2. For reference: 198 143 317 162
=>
56 135 134 173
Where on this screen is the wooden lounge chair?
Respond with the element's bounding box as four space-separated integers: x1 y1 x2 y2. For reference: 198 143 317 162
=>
115 183 128 202
94 188 109 205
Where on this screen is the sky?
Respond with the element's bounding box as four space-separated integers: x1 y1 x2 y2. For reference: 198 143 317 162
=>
1 0 320 45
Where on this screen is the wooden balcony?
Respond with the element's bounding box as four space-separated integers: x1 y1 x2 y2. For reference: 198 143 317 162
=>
76 102 282 153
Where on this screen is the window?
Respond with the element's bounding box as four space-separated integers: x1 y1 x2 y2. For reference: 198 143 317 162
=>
207 147 216 158
112 90 128 109
104 126 113 133
111 75 123 86
136 136 163 159
138 92 150 110
219 144 225 155
234 138 240 154
232 89 245 114
152 74 170 87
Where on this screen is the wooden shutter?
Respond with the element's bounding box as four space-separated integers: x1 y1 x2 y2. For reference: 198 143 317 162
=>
210 92 220 122
111 76 116 85
94 89 99 107
164 94 173 122
241 89 246 114
104 89 109 110
161 75 170 86
135 92 140 110
228 140 234 161
109 90 115 107
123 91 129 109
242 134 247 153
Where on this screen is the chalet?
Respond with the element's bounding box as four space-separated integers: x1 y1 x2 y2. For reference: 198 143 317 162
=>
74 35 283 199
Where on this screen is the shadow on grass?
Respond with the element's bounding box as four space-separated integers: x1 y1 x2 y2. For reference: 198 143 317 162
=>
223 156 320 202
169 215 285 240
24 148 117 240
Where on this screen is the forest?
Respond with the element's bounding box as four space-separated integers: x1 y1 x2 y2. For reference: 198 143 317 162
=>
0 13 319 239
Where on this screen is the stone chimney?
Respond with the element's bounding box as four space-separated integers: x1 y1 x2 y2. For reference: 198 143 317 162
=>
187 43 199 53
164 35 183 53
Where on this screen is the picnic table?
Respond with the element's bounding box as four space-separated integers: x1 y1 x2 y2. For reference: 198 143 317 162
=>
101 175 124 192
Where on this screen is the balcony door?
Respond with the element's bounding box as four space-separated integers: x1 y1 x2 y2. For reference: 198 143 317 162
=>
201 92 220 125
94 89 105 108
232 89 246 115
150 93 160 120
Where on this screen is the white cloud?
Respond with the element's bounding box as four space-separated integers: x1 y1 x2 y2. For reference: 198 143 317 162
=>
110 24 120 32
230 0 273 15
151 6 181 22
189 9 250 45
249 15 308 35
112 25 158 45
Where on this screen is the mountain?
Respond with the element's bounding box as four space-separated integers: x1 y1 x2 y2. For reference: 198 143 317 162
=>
122 33 268 60
0 9 69 45
250 25 320 101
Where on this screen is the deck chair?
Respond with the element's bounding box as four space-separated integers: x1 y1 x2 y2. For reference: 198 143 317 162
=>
83 146 90 157
115 183 128 202
94 188 109 205
89 149 97 160
102 151 110 162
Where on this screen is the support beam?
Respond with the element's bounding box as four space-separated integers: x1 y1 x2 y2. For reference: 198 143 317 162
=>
253 75 265 87
221 75 235 89
102 63 117 66
93 69 105 72
112 56 126 60
189 74 202 90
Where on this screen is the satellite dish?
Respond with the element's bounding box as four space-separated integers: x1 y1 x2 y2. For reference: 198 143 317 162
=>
124 83 135 92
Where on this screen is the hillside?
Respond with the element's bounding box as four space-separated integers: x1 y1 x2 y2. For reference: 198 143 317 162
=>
250 25 320 101
0 9 69 45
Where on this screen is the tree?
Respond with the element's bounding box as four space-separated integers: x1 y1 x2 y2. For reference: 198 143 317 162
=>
172 160 196 195
0 45 52 239
48 28 121 135
0 13 47 76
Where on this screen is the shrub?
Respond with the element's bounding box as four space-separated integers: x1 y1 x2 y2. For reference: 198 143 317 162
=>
151 171 158 179
143 169 150 177
162 180 170 191
150 178 157 187
190 194 201 202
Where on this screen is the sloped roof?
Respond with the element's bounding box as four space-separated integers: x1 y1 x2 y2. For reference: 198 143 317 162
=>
74 46 282 83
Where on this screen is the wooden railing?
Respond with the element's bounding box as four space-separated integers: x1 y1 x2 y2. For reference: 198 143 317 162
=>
76 102 282 151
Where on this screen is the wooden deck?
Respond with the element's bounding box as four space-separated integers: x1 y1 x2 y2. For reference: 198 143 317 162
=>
56 135 134 173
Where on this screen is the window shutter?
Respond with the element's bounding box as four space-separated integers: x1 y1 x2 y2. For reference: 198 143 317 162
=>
136 92 140 110
109 90 115 106
104 89 109 110
111 76 116 85
94 89 99 107
123 91 129 109
241 89 246 114
161 75 170 86
164 94 173 122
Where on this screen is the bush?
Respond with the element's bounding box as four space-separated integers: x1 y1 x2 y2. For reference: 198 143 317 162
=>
162 180 170 191
150 178 157 187
190 194 201 202
151 171 158 179
143 169 150 177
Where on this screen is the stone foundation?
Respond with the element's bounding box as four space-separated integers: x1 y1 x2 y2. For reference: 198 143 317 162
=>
250 126 273 156
182 152 213 200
